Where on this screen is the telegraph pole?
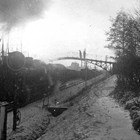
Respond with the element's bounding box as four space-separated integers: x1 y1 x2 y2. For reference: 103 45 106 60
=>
85 60 87 87
83 49 87 87
79 50 82 68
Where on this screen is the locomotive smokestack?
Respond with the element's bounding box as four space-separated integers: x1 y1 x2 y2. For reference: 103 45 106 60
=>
1 39 4 64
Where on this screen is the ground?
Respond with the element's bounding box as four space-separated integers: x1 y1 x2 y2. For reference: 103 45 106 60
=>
7 75 140 140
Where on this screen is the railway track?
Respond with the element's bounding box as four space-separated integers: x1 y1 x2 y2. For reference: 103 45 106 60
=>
59 79 84 90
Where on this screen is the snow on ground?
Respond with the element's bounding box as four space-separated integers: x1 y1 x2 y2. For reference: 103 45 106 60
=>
7 101 50 140
7 74 105 140
7 74 140 140
37 75 140 140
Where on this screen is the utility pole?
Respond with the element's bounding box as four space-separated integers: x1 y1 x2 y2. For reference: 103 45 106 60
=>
83 49 87 87
79 50 82 68
13 72 20 131
85 60 87 87
105 55 108 77
0 39 8 140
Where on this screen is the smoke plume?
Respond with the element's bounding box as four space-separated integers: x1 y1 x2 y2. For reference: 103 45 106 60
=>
0 0 51 31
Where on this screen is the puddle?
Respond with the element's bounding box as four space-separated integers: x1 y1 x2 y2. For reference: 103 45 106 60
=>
47 107 68 117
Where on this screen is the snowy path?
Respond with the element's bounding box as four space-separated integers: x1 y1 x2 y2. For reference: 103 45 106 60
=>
37 76 140 140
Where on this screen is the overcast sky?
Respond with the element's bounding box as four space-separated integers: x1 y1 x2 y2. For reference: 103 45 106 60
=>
4 0 138 65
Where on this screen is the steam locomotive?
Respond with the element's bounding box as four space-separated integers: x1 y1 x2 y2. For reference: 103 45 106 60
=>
0 51 54 106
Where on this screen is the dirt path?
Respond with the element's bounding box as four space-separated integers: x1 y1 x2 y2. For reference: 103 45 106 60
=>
37 76 140 140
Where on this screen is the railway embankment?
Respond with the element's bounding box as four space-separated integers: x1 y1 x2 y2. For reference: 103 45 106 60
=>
8 74 140 140
7 73 107 140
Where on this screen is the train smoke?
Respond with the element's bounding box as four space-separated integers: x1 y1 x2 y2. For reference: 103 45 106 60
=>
0 0 51 31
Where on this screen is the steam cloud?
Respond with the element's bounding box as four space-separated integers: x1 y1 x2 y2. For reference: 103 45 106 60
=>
0 0 50 31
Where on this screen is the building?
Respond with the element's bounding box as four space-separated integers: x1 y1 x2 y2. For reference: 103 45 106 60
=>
68 62 81 71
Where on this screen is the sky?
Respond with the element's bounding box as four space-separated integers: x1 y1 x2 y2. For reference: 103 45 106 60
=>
0 0 138 66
